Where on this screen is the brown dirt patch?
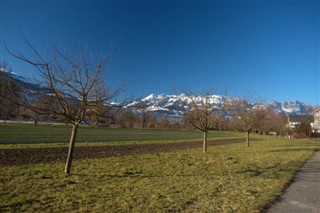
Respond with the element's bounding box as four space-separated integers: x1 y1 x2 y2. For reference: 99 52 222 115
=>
0 138 250 166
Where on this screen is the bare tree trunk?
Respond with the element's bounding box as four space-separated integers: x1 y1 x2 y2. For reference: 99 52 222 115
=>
309 129 311 139
65 124 79 176
142 116 146 129
203 131 208 153
268 134 270 142
246 132 250 147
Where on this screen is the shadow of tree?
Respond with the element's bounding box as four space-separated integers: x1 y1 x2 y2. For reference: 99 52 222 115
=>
269 148 319 153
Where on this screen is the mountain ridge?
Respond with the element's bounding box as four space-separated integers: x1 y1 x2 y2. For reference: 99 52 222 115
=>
0 70 311 120
127 93 309 120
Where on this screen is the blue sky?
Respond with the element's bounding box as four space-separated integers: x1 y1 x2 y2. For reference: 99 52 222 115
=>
1 1 319 104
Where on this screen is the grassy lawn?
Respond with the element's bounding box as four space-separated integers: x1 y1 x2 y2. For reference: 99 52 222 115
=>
0 124 240 148
1 138 320 212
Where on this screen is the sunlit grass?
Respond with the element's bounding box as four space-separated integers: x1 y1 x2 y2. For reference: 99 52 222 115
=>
1 138 319 212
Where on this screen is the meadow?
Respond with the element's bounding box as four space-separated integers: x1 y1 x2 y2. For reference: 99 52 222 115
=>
0 124 237 146
1 124 320 212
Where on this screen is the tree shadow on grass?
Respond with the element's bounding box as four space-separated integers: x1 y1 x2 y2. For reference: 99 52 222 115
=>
269 148 319 153
0 199 40 212
103 172 213 179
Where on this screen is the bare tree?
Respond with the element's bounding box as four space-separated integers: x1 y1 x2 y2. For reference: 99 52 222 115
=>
276 112 290 137
260 108 277 142
259 107 292 142
147 113 157 129
6 38 122 175
227 97 267 147
115 109 136 128
184 90 225 153
134 101 151 128
0 62 20 121
158 116 169 129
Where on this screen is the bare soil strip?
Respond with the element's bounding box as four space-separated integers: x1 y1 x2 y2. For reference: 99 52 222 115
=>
0 138 249 166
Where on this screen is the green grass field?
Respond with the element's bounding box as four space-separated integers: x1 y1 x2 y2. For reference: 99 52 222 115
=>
1 138 320 212
0 124 239 146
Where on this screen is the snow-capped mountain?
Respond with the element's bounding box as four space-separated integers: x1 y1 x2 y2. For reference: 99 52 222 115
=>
0 69 51 103
0 69 310 120
127 93 229 119
281 101 306 114
127 93 309 120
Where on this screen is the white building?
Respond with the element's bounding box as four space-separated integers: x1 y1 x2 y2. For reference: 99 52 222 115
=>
313 109 320 133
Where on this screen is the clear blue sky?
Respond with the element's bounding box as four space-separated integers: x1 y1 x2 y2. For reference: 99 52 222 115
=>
1 1 319 104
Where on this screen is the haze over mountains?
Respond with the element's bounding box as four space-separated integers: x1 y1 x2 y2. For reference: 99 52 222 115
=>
1 69 310 120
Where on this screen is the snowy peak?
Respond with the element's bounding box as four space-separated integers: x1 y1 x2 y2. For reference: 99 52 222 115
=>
128 93 309 120
142 93 157 101
0 69 310 120
281 100 306 114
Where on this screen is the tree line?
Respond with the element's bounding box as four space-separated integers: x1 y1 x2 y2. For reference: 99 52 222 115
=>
0 65 313 142
0 36 314 175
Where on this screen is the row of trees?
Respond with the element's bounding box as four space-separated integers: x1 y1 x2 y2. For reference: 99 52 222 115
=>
0 62 309 147
0 36 312 174
183 92 293 152
115 109 181 129
0 65 305 141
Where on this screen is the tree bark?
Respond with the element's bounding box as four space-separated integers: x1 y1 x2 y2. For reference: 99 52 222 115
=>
246 132 250 147
142 116 146 129
203 131 208 153
65 124 79 176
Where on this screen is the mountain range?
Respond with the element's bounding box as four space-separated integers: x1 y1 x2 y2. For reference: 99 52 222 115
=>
0 69 310 120
127 93 309 120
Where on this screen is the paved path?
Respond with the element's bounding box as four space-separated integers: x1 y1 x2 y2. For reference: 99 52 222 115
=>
268 151 320 213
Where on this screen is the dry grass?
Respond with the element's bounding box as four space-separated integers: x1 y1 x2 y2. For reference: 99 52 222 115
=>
1 138 320 212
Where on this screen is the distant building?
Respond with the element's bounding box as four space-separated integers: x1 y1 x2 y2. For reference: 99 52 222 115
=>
287 114 301 129
287 114 313 130
313 109 320 133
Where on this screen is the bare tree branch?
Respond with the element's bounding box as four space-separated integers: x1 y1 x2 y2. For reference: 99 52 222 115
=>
5 35 122 175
